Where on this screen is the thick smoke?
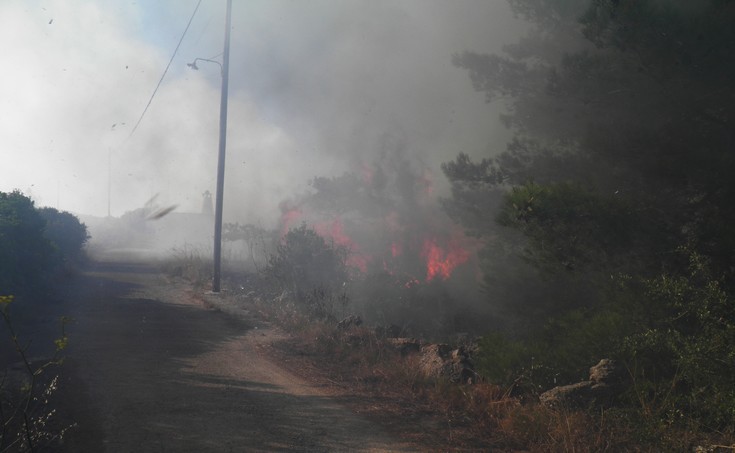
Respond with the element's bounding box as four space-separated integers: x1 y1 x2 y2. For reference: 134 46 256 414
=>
0 0 523 229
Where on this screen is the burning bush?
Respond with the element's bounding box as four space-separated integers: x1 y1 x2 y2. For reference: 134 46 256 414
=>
267 152 493 336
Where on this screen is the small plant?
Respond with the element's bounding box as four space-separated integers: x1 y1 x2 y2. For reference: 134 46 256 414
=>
1 295 72 452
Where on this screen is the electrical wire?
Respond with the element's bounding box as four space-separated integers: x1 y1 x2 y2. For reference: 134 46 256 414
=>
127 0 203 140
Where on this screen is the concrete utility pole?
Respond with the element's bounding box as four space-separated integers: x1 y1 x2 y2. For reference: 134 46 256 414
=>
188 0 232 292
212 0 232 292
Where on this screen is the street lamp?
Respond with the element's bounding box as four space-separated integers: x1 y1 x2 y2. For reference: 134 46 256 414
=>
188 0 232 293
187 58 223 75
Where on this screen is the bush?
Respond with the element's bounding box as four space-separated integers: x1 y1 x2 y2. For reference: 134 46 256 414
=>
0 191 56 293
266 224 349 318
38 207 89 265
475 332 533 388
621 250 735 432
1 294 71 451
476 307 627 391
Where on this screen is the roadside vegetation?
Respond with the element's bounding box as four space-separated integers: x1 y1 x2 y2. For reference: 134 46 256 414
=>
1 190 87 452
165 1 734 450
440 0 735 448
182 222 728 450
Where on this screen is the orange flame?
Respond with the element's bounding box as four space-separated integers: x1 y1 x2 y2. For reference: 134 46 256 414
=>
421 236 470 282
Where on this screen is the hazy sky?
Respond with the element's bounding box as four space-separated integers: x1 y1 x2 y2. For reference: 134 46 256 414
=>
0 0 523 225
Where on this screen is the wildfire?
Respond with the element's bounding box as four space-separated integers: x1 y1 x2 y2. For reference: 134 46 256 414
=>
277 206 474 282
278 202 303 237
360 163 374 185
391 241 403 258
421 235 471 282
276 159 479 284
314 218 369 272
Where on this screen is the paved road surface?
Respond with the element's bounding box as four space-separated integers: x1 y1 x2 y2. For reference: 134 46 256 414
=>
52 261 409 452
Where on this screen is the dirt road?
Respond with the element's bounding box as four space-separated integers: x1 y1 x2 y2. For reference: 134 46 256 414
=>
53 260 413 452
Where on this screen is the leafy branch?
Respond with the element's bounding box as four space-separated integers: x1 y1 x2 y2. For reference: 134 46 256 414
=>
0 295 71 452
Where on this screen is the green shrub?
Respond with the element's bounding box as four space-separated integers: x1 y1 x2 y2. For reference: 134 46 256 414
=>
0 191 55 293
266 224 349 318
38 207 89 265
477 308 626 391
621 250 735 431
1 294 71 451
475 332 534 388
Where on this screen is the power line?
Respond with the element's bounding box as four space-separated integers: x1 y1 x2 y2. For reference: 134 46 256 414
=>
127 0 203 140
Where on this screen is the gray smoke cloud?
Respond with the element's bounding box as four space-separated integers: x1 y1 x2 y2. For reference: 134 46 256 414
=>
0 0 523 227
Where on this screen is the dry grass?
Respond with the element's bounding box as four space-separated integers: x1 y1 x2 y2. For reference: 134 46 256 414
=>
164 265 734 452
248 295 551 450
245 296 735 452
159 247 212 288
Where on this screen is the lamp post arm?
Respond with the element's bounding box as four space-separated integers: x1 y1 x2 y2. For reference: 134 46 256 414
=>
188 58 223 76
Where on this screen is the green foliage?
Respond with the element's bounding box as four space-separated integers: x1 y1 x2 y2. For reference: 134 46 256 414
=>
479 308 626 389
475 248 735 432
534 308 626 383
38 207 89 264
444 0 735 439
0 192 89 295
622 250 735 429
266 224 349 318
1 294 71 451
0 191 56 293
475 333 533 386
440 153 507 237
498 181 634 272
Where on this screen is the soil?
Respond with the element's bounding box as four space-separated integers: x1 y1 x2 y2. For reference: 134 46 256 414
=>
41 260 421 452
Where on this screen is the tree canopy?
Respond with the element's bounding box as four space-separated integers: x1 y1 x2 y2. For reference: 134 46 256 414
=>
0 191 88 295
443 0 735 434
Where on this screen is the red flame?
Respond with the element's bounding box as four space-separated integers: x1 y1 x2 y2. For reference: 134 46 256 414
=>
277 161 481 284
421 235 471 282
279 202 303 237
315 218 369 272
391 241 403 258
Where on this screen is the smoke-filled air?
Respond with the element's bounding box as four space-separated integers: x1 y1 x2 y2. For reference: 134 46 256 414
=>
2 0 734 450
1 1 517 220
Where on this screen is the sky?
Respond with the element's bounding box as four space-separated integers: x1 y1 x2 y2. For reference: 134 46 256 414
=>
0 0 525 225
